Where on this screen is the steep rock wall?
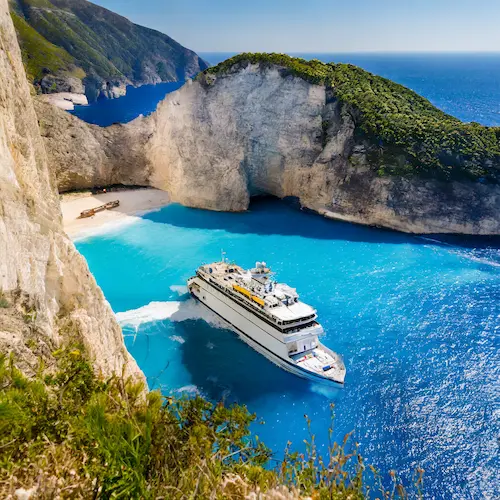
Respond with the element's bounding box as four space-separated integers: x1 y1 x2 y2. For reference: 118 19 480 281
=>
37 63 500 235
34 99 152 192
0 0 143 380
144 65 500 234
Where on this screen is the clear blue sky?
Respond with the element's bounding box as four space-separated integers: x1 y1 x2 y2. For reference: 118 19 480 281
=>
91 0 500 53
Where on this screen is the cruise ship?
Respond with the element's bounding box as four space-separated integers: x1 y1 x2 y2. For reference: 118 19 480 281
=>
187 259 346 385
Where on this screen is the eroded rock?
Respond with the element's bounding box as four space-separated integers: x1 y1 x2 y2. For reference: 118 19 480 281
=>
37 62 500 235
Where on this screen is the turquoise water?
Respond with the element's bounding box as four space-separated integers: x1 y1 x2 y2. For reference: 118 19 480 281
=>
76 199 500 498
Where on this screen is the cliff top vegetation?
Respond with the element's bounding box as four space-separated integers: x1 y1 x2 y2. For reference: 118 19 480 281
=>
10 11 84 84
203 53 500 182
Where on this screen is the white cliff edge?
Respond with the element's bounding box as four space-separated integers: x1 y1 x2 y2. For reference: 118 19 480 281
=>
0 0 144 382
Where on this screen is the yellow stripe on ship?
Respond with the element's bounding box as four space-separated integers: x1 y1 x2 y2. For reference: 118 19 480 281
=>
233 284 252 298
251 295 265 307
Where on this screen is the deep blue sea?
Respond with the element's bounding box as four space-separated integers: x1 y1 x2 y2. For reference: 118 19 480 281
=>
72 53 500 127
74 54 500 498
70 81 184 126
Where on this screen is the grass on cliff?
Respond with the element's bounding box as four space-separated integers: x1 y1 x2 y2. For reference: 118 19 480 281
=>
10 11 83 84
203 53 500 183
0 348 423 498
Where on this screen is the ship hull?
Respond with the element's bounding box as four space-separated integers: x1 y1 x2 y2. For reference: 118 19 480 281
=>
188 276 343 386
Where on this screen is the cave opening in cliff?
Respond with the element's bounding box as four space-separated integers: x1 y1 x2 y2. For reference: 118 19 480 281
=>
248 194 302 211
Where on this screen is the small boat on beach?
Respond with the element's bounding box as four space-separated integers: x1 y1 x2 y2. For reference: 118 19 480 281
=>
187 259 346 385
78 200 120 219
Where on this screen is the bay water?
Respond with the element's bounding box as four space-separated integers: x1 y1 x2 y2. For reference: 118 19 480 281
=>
76 200 499 498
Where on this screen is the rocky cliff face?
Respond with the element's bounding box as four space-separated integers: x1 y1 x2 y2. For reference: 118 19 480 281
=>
35 98 152 192
0 0 143 380
144 65 500 234
37 61 500 235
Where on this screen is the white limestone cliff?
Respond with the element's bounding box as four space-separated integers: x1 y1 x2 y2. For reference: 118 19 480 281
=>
34 98 152 192
144 65 500 234
0 0 143 381
36 63 500 235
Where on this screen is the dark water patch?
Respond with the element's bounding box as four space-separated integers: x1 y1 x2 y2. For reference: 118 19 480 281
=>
143 198 500 252
142 198 417 245
70 81 184 126
175 319 313 403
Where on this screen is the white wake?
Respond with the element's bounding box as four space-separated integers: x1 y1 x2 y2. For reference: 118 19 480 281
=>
116 298 230 330
170 285 189 296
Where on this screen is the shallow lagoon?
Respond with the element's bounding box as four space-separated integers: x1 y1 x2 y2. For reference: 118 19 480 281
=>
76 199 500 498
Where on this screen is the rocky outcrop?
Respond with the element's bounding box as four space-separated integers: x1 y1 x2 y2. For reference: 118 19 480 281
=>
143 65 500 234
35 98 152 192
0 0 143 381
38 92 88 111
37 61 500 235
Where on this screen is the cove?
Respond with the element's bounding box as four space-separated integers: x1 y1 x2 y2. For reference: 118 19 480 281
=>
70 82 184 126
75 198 500 499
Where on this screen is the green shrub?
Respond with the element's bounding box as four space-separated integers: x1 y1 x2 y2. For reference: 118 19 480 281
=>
0 349 419 498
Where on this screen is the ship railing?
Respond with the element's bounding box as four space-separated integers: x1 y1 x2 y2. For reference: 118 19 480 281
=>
283 321 322 336
200 271 320 334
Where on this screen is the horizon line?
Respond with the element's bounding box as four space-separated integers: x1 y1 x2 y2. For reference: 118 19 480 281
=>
197 50 500 55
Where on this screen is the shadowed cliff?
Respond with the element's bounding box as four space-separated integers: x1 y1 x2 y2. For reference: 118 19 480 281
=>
9 0 208 101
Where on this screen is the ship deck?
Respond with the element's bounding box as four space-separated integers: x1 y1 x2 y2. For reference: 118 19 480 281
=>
199 262 316 323
292 345 345 383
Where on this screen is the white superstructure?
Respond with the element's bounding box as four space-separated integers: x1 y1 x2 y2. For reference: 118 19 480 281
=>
187 260 346 385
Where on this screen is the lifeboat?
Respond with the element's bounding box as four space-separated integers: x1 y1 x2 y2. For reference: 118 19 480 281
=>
233 284 252 298
251 295 265 307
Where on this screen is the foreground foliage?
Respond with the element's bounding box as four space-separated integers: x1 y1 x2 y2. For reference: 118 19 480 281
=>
204 53 500 182
0 350 421 498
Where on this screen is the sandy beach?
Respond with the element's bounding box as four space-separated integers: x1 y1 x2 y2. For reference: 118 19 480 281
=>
61 188 170 239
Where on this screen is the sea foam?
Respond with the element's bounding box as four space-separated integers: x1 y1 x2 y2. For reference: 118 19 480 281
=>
116 298 230 330
169 284 189 296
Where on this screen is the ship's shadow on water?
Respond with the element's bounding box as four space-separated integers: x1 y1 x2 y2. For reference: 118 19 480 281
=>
142 197 500 248
172 319 316 403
